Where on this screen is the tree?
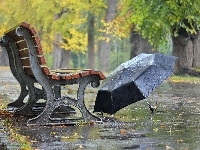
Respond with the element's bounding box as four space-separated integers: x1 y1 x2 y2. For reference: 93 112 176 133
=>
120 0 200 74
52 34 71 69
99 0 117 72
129 29 154 59
0 0 106 69
87 0 95 69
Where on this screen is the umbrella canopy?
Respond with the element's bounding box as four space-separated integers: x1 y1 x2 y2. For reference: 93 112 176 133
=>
94 53 177 114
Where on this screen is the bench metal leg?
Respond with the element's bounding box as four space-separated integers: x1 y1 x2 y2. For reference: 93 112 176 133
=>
14 85 70 116
53 85 61 99
27 76 101 125
7 83 28 107
14 85 45 115
74 77 101 122
7 83 28 111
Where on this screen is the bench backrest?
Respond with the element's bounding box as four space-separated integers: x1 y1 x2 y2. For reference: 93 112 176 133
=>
5 22 51 77
2 22 106 82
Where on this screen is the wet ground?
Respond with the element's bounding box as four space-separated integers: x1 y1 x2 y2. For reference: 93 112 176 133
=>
0 67 200 150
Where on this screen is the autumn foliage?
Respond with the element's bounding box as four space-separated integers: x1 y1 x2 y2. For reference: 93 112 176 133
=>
0 0 107 53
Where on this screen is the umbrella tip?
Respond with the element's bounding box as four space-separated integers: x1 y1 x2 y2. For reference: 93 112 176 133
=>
146 101 158 113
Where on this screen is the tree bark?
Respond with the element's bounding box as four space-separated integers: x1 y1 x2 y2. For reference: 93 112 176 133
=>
52 34 71 69
87 12 95 69
172 28 200 75
172 19 200 75
191 32 200 68
129 30 155 59
99 0 117 72
172 35 193 73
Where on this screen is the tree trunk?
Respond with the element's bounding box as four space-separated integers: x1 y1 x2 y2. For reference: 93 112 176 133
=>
52 34 71 69
172 32 200 75
99 0 117 72
87 12 95 69
191 32 200 68
59 50 71 68
172 35 193 73
172 21 200 75
129 30 154 59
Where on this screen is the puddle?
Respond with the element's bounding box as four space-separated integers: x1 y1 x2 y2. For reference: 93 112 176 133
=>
0 69 200 150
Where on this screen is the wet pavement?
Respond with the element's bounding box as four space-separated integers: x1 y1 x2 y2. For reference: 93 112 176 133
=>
0 67 200 150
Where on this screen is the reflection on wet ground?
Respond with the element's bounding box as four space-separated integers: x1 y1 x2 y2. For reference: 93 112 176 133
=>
0 68 200 150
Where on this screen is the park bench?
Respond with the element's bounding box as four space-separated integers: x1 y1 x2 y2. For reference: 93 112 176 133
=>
0 22 106 125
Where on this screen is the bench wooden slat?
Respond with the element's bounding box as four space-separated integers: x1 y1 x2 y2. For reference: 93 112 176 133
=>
71 73 81 79
53 69 82 74
16 40 27 50
79 71 90 77
38 56 46 65
29 27 37 36
52 69 106 80
33 36 41 46
19 49 29 58
36 45 43 55
60 74 72 80
21 58 30 66
94 71 106 80
99 72 106 80
50 74 60 80
41 66 51 76
23 67 34 76
21 22 31 29
49 72 81 81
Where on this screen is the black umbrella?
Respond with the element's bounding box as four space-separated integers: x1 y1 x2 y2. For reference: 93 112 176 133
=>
94 53 177 114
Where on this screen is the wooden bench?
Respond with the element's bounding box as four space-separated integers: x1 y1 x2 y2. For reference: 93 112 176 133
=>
0 22 106 125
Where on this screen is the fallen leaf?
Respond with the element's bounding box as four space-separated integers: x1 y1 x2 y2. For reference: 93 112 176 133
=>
61 136 69 139
160 124 165 127
120 129 126 134
79 145 84 149
153 128 158 132
176 139 183 142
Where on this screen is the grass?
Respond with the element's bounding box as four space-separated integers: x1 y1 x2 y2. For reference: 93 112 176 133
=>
168 75 200 83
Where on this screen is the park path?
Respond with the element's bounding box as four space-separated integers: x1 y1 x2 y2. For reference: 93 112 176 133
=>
0 67 22 149
0 67 200 150
0 66 100 150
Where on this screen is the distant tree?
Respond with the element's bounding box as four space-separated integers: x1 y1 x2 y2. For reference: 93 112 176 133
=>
99 0 117 72
0 0 106 69
87 0 95 69
120 0 200 75
129 29 154 59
